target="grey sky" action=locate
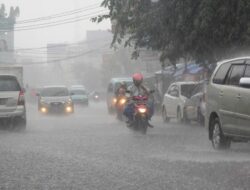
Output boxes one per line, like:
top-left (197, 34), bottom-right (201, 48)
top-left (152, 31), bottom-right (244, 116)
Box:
top-left (1, 0), bottom-right (110, 48)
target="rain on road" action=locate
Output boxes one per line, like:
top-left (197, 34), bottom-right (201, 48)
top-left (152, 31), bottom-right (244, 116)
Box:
top-left (0, 102), bottom-right (250, 190)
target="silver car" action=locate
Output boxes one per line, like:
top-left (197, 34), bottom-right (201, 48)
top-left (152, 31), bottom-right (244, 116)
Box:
top-left (38, 86), bottom-right (74, 115)
top-left (206, 57), bottom-right (250, 149)
top-left (0, 75), bottom-right (26, 130)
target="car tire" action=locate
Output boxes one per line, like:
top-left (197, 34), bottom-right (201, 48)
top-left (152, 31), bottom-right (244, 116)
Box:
top-left (162, 107), bottom-right (170, 123)
top-left (211, 118), bottom-right (231, 150)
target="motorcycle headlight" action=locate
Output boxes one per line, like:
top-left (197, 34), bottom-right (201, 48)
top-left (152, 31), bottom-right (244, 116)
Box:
top-left (113, 98), bottom-right (117, 103)
top-left (138, 107), bottom-right (147, 114)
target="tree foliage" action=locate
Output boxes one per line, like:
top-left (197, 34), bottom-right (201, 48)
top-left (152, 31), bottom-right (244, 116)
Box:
top-left (94, 0), bottom-right (250, 65)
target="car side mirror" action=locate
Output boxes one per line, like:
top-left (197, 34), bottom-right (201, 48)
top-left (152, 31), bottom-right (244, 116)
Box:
top-left (239, 77), bottom-right (250, 88)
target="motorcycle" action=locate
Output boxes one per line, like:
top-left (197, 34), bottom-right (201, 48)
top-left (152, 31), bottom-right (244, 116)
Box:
top-left (115, 95), bottom-right (127, 121)
top-left (127, 90), bottom-right (154, 134)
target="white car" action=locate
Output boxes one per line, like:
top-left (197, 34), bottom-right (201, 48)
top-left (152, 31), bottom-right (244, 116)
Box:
top-left (162, 81), bottom-right (199, 123)
top-left (0, 75), bottom-right (26, 131)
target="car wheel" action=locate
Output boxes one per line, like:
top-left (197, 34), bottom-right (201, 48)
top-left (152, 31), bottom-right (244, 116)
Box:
top-left (177, 108), bottom-right (183, 123)
top-left (211, 118), bottom-right (231, 150)
top-left (162, 107), bottom-right (170, 123)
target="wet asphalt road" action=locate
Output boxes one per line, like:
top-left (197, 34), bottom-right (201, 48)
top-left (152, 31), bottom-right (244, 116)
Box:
top-left (0, 102), bottom-right (250, 190)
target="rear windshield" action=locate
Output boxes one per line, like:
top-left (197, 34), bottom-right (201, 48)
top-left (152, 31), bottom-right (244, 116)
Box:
top-left (0, 76), bottom-right (21, 91)
top-left (41, 87), bottom-right (69, 97)
top-left (180, 84), bottom-right (197, 98)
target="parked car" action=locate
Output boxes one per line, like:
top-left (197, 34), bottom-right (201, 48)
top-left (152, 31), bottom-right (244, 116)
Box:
top-left (106, 77), bottom-right (133, 114)
top-left (0, 75), bottom-right (26, 130)
top-left (69, 86), bottom-right (89, 106)
top-left (183, 81), bottom-right (207, 124)
top-left (206, 57), bottom-right (250, 149)
top-left (38, 86), bottom-right (74, 114)
top-left (161, 81), bottom-right (199, 123)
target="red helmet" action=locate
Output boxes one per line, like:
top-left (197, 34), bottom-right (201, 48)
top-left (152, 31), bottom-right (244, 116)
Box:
top-left (132, 73), bottom-right (143, 86)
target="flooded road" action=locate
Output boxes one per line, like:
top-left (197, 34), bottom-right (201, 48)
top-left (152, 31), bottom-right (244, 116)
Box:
top-left (0, 102), bottom-right (250, 190)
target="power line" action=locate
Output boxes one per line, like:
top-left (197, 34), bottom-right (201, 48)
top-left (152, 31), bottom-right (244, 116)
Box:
top-left (14, 10), bottom-right (107, 29)
top-left (0, 43), bottom-right (110, 65)
top-left (16, 4), bottom-right (101, 24)
top-left (0, 11), bottom-right (108, 31)
top-left (10, 38), bottom-right (112, 52)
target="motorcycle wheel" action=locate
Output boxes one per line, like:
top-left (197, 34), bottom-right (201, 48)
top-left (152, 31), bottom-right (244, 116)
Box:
top-left (137, 119), bottom-right (147, 135)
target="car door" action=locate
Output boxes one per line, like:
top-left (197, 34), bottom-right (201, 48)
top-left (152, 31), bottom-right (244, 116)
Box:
top-left (164, 84), bottom-right (179, 117)
top-left (169, 85), bottom-right (180, 117)
top-left (235, 63), bottom-right (250, 136)
top-left (221, 63), bottom-right (246, 135)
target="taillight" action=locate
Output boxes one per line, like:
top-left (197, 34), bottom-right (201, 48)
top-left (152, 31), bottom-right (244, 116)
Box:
top-left (18, 90), bottom-right (25, 105)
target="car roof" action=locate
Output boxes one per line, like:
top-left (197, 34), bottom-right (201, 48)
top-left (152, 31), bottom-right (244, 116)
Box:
top-left (42, 85), bottom-right (67, 89)
top-left (110, 77), bottom-right (132, 83)
top-left (71, 85), bottom-right (85, 88)
top-left (217, 57), bottom-right (250, 66)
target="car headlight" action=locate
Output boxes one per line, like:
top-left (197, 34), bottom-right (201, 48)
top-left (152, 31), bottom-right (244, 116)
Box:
top-left (113, 98), bottom-right (117, 104)
top-left (65, 106), bottom-right (73, 113)
top-left (119, 98), bottom-right (126, 105)
top-left (40, 107), bottom-right (48, 113)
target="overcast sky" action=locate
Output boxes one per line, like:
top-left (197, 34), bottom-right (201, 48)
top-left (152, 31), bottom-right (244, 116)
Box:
top-left (1, 0), bottom-right (110, 48)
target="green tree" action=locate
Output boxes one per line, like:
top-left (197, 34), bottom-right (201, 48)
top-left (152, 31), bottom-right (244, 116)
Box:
top-left (94, 0), bottom-right (250, 65)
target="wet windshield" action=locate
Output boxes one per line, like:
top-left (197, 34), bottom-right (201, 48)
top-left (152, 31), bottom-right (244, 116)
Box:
top-left (70, 89), bottom-right (87, 95)
top-left (41, 87), bottom-right (69, 97)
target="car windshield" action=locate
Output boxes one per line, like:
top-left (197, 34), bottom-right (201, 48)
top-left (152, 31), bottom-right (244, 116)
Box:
top-left (41, 87), bottom-right (69, 97)
top-left (0, 76), bottom-right (21, 91)
top-left (114, 81), bottom-right (133, 91)
top-left (180, 84), bottom-right (197, 98)
top-left (70, 89), bottom-right (87, 95)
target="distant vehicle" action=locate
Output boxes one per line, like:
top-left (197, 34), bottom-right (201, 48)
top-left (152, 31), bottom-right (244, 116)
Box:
top-left (69, 86), bottom-right (89, 106)
top-left (0, 74), bottom-right (26, 131)
top-left (206, 57), bottom-right (250, 149)
top-left (161, 81), bottom-right (199, 123)
top-left (106, 77), bottom-right (133, 114)
top-left (38, 86), bottom-right (74, 114)
top-left (90, 91), bottom-right (100, 102)
top-left (183, 81), bottom-right (207, 124)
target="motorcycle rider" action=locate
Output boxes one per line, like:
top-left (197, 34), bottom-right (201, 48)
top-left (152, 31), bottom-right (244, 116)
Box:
top-left (115, 82), bottom-right (127, 97)
top-left (124, 73), bottom-right (154, 128)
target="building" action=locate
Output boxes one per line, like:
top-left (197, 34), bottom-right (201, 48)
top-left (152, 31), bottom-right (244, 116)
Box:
top-left (0, 4), bottom-right (19, 64)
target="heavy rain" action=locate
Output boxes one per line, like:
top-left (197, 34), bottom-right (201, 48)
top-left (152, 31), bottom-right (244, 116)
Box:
top-left (0, 0), bottom-right (250, 189)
